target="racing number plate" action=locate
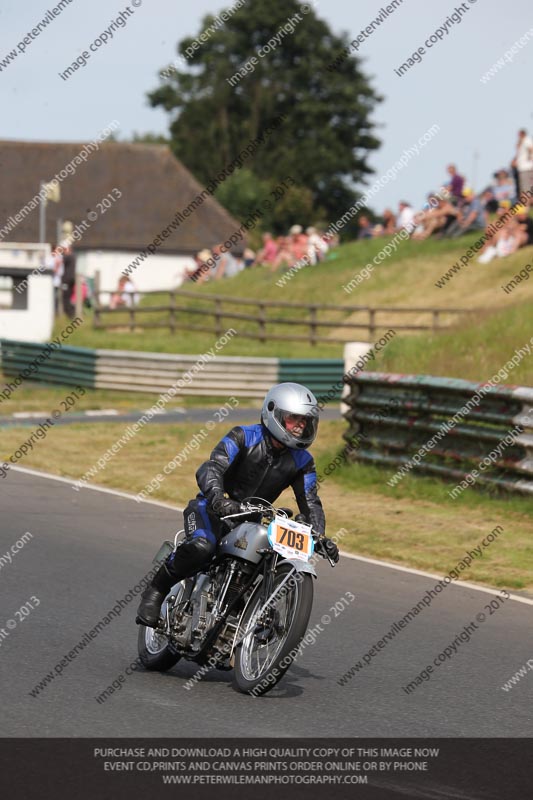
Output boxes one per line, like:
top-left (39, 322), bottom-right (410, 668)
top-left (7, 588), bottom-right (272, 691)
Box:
top-left (267, 516), bottom-right (314, 562)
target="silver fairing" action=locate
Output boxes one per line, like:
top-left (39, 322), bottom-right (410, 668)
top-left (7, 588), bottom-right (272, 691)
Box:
top-left (217, 522), bottom-right (270, 564)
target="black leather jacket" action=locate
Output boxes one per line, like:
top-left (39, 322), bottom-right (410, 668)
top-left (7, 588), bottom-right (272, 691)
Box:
top-left (196, 423), bottom-right (326, 534)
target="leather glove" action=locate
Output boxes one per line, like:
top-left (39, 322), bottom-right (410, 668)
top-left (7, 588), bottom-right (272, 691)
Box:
top-left (211, 497), bottom-right (243, 518)
top-left (316, 537), bottom-right (339, 563)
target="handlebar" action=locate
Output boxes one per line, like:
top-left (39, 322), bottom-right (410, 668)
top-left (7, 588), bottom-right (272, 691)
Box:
top-left (221, 501), bottom-right (324, 542)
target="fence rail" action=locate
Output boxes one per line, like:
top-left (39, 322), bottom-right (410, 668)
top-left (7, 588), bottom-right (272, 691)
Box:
top-left (0, 340), bottom-right (345, 399)
top-left (343, 371), bottom-right (533, 495)
top-left (93, 280), bottom-right (476, 345)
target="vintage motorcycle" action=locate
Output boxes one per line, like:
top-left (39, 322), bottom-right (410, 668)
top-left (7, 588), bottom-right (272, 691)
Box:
top-left (137, 498), bottom-right (336, 695)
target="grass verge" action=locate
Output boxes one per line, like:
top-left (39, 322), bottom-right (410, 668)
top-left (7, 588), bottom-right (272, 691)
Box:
top-left (2, 416), bottom-right (531, 591)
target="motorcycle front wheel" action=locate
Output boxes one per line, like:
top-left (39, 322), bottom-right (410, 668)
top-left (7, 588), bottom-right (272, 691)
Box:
top-left (233, 563), bottom-right (313, 695)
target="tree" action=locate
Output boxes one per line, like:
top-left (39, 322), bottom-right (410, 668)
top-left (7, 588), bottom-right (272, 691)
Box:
top-left (148, 0), bottom-right (381, 226)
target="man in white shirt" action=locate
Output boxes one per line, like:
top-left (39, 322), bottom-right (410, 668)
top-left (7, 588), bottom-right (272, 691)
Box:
top-left (516, 129), bottom-right (533, 203)
top-left (397, 201), bottom-right (416, 233)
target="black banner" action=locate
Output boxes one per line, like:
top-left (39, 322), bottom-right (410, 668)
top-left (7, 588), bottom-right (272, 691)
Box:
top-left (1, 738), bottom-right (532, 799)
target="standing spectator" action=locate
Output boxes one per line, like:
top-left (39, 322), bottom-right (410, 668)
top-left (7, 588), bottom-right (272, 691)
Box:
top-left (397, 201), bottom-right (416, 233)
top-left (47, 243), bottom-right (64, 315)
top-left (445, 164), bottom-right (465, 204)
top-left (357, 215), bottom-right (373, 239)
top-left (61, 245), bottom-right (76, 319)
top-left (516, 129), bottom-right (533, 202)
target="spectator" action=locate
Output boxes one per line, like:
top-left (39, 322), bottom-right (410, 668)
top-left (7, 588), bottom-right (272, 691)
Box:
top-left (47, 243), bottom-right (64, 315)
top-left (61, 245), bottom-right (76, 319)
top-left (357, 215), bottom-right (373, 239)
top-left (446, 189), bottom-right (487, 237)
top-left (491, 169), bottom-right (516, 206)
top-left (110, 276), bottom-right (139, 309)
top-left (306, 227), bottom-right (326, 264)
top-left (288, 224), bottom-right (309, 261)
top-left (516, 129), bottom-right (533, 203)
top-left (243, 247), bottom-right (256, 268)
top-left (412, 196), bottom-right (460, 240)
top-left (515, 205), bottom-right (533, 248)
top-left (446, 164), bottom-right (465, 204)
top-left (382, 208), bottom-right (396, 235)
top-left (185, 251), bottom-right (210, 284)
top-left (271, 236), bottom-right (294, 272)
top-left (256, 233), bottom-right (278, 267)
top-left (70, 276), bottom-right (92, 309)
top-left (397, 201), bottom-right (416, 233)
top-left (212, 244), bottom-right (241, 280)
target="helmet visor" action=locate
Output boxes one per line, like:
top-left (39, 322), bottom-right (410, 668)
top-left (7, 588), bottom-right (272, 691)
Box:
top-left (274, 408), bottom-right (318, 444)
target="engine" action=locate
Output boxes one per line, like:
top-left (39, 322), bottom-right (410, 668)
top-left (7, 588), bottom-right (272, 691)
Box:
top-left (167, 559), bottom-right (253, 655)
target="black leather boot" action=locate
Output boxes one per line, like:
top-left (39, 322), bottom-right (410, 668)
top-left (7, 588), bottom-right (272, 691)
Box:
top-left (136, 563), bottom-right (175, 628)
top-left (136, 536), bottom-right (215, 628)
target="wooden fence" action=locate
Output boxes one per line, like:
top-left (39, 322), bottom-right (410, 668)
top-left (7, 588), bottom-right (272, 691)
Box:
top-left (92, 281), bottom-right (476, 346)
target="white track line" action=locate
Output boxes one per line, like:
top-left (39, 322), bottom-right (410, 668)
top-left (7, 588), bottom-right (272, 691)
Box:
top-left (339, 551), bottom-right (533, 606)
top-left (11, 465), bottom-right (533, 606)
top-left (11, 465), bottom-right (182, 511)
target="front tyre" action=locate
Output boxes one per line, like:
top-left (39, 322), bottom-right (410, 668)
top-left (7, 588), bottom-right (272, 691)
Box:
top-left (233, 564), bottom-right (313, 695)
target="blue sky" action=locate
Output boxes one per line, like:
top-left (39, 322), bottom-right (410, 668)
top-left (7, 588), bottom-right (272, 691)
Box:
top-left (2, 0), bottom-right (533, 213)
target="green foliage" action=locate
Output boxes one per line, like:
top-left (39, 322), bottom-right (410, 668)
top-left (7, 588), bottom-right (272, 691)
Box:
top-left (131, 132), bottom-right (171, 144)
top-left (213, 168), bottom-right (273, 228)
top-left (149, 0), bottom-right (381, 223)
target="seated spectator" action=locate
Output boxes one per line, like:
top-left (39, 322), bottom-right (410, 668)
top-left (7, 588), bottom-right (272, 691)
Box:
top-left (445, 164), bottom-right (465, 204)
top-left (306, 227), bottom-right (326, 264)
top-left (271, 236), bottom-right (293, 272)
top-left (445, 189), bottom-right (487, 237)
top-left (186, 250), bottom-right (212, 284)
top-left (288, 224), bottom-right (309, 261)
top-left (397, 201), bottom-right (416, 233)
top-left (412, 196), bottom-right (460, 240)
top-left (110, 276), bottom-right (139, 309)
top-left (491, 169), bottom-right (516, 206)
top-left (243, 247), bottom-right (256, 268)
top-left (256, 233), bottom-right (278, 267)
top-left (212, 244), bottom-right (241, 280)
top-left (382, 208), bottom-right (396, 235)
top-left (515, 205), bottom-right (533, 248)
top-left (357, 215), bottom-right (373, 239)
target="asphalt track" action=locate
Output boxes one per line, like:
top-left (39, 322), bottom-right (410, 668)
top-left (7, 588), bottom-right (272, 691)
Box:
top-left (1, 466), bottom-right (532, 742)
top-left (0, 406), bottom-right (340, 428)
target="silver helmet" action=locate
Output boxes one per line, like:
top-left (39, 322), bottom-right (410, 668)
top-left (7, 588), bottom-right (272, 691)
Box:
top-left (261, 382), bottom-right (319, 450)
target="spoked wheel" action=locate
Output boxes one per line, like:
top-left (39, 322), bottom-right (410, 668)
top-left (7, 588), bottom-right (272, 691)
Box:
top-left (233, 563), bottom-right (313, 695)
top-left (137, 586), bottom-right (183, 671)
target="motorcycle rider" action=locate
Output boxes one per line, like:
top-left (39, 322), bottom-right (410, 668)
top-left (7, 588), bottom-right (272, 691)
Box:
top-left (136, 382), bottom-right (340, 628)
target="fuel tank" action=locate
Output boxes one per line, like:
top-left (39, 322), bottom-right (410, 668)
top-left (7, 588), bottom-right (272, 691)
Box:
top-left (217, 522), bottom-right (270, 565)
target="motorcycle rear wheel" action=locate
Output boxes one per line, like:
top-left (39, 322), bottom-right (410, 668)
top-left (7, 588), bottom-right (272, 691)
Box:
top-left (137, 623), bottom-right (181, 671)
top-left (137, 590), bottom-right (182, 671)
top-left (233, 563), bottom-right (313, 695)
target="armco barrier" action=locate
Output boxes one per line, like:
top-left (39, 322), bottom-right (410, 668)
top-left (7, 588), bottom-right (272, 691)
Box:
top-left (0, 340), bottom-right (345, 400)
top-left (343, 371), bottom-right (533, 495)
